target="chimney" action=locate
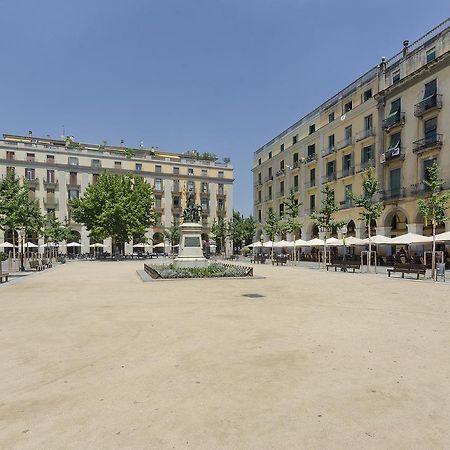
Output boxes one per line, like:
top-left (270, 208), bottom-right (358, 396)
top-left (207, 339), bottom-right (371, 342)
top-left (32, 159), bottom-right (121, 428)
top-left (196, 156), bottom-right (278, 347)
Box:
top-left (403, 40), bottom-right (409, 57)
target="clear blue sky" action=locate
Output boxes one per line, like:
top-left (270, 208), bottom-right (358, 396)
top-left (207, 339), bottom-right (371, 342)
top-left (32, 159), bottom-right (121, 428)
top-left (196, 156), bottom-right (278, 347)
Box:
top-left (1, 1), bottom-right (448, 214)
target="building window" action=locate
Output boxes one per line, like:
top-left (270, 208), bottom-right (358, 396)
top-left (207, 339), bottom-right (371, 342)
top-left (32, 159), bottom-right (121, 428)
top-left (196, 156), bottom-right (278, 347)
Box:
top-left (309, 194), bottom-right (315, 212)
top-left (187, 181), bottom-right (195, 192)
top-left (279, 181), bottom-right (284, 196)
top-left (257, 190), bottom-right (262, 203)
top-left (344, 185), bottom-right (353, 206)
top-left (293, 135), bottom-right (298, 144)
top-left (280, 143), bottom-right (284, 152)
top-left (173, 180), bottom-right (180, 192)
top-left (68, 189), bottom-right (79, 200)
top-left (173, 167), bottom-right (180, 175)
top-left (363, 89), bottom-right (372, 102)
top-left (342, 154), bottom-right (352, 174)
top-left (218, 171), bottom-right (224, 178)
top-left (92, 173), bottom-right (99, 184)
top-left (392, 70), bottom-right (400, 84)
top-left (293, 175), bottom-right (299, 192)
top-left (188, 168), bottom-right (194, 176)
top-left (328, 112), bottom-right (335, 123)
top-left (46, 170), bottom-right (55, 183)
top-left (135, 163), bottom-right (142, 171)
top-left (326, 160), bottom-right (336, 177)
top-left (426, 47), bottom-right (436, 63)
top-left (68, 156), bottom-right (78, 166)
top-left (361, 145), bottom-right (374, 168)
top-left (328, 134), bottom-right (335, 149)
top-left (201, 182), bottom-right (208, 193)
top-left (155, 196), bottom-right (162, 208)
top-left (309, 124), bottom-right (316, 135)
top-left (364, 114), bottom-right (373, 131)
top-left (201, 169), bottom-right (207, 177)
top-left (258, 158), bottom-right (261, 165)
top-left (293, 153), bottom-right (299, 166)
top-left (173, 196), bottom-right (180, 208)
top-left (344, 101), bottom-right (353, 113)
top-left (155, 165), bottom-right (162, 173)
top-left (26, 153), bottom-right (35, 162)
top-left (92, 159), bottom-right (101, 168)
top-left (268, 186), bottom-right (272, 200)
top-left (69, 172), bottom-right (78, 185)
top-left (310, 168), bottom-right (315, 187)
top-left (218, 199), bottom-right (224, 211)
top-left (218, 184), bottom-right (224, 195)
top-left (424, 117), bottom-right (437, 142)
top-left (258, 210), bottom-right (262, 223)
top-left (46, 155), bottom-right (55, 164)
top-left (258, 172), bottom-right (262, 184)
top-left (268, 151), bottom-right (272, 159)
top-left (280, 160), bottom-right (284, 171)
top-left (154, 178), bottom-right (163, 191)
top-left (201, 197), bottom-right (208, 210)
top-left (114, 161), bottom-right (122, 169)
top-left (268, 167), bottom-right (272, 178)
top-left (25, 168), bottom-right (35, 181)
top-left (6, 166), bottom-right (15, 175)
top-left (307, 144), bottom-right (315, 158)
top-left (6, 151), bottom-right (15, 161)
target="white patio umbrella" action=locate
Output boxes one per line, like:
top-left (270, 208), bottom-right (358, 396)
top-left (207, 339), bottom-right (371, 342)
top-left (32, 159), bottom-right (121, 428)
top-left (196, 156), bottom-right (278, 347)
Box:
top-left (251, 241), bottom-right (262, 248)
top-left (262, 241), bottom-right (274, 248)
top-left (273, 240), bottom-right (293, 248)
top-left (361, 235), bottom-right (394, 245)
top-left (0, 242), bottom-right (15, 248)
top-left (23, 242), bottom-right (38, 248)
top-left (153, 242), bottom-right (166, 248)
top-left (390, 233), bottom-right (433, 245)
top-left (435, 231), bottom-right (450, 242)
top-left (343, 236), bottom-right (365, 246)
top-left (133, 243), bottom-right (150, 248)
top-left (89, 243), bottom-right (105, 248)
top-left (40, 243), bottom-right (59, 248)
top-left (304, 238), bottom-right (324, 246)
top-left (66, 242), bottom-right (83, 247)
top-left (326, 237), bottom-right (342, 246)
top-left (294, 238), bottom-right (308, 246)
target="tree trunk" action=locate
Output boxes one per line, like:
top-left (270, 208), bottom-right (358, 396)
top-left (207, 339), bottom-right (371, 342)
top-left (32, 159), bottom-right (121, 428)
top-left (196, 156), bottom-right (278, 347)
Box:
top-left (368, 223), bottom-right (372, 272)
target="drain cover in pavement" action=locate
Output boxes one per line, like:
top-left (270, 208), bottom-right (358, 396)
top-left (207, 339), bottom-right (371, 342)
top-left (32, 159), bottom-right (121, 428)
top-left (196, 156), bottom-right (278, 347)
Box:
top-left (242, 293), bottom-right (265, 298)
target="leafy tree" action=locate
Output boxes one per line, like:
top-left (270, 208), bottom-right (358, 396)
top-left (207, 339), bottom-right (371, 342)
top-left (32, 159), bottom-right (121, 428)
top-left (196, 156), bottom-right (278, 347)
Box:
top-left (227, 212), bottom-right (257, 253)
top-left (242, 216), bottom-right (257, 246)
top-left (41, 215), bottom-right (72, 258)
top-left (70, 173), bottom-right (156, 255)
top-left (310, 184), bottom-right (345, 265)
top-left (164, 222), bottom-right (180, 253)
top-left (283, 190), bottom-right (303, 262)
top-left (124, 148), bottom-right (135, 159)
top-left (263, 209), bottom-right (286, 259)
top-left (211, 217), bottom-right (227, 255)
top-left (347, 168), bottom-right (384, 270)
top-left (417, 161), bottom-right (450, 278)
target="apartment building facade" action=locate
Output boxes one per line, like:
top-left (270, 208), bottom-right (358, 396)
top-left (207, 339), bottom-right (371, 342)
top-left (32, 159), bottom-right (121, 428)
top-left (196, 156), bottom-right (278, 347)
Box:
top-left (253, 18), bottom-right (450, 243)
top-left (0, 134), bottom-right (234, 252)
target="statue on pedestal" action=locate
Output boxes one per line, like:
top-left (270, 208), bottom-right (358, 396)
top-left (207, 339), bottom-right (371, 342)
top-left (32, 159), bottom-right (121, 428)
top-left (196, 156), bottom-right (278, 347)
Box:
top-left (182, 193), bottom-right (202, 223)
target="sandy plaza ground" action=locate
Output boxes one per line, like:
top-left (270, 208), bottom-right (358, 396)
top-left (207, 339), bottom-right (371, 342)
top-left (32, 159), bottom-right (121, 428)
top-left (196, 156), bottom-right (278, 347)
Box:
top-left (1, 260), bottom-right (450, 449)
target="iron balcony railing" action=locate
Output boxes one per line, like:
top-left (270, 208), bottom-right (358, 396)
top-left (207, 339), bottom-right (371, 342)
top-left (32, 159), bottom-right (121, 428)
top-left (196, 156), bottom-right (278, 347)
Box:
top-left (381, 188), bottom-right (405, 201)
top-left (322, 173), bottom-right (337, 183)
top-left (339, 167), bottom-right (355, 179)
top-left (276, 169), bottom-right (285, 177)
top-left (43, 179), bottom-right (58, 187)
top-left (382, 112), bottom-right (405, 130)
top-left (414, 94), bottom-right (443, 117)
top-left (305, 153), bottom-right (317, 164)
top-left (264, 195), bottom-right (272, 202)
top-left (413, 133), bottom-right (443, 153)
top-left (355, 128), bottom-right (375, 141)
top-left (276, 191), bottom-right (285, 198)
top-left (264, 175), bottom-right (274, 182)
top-left (321, 145), bottom-right (336, 157)
top-left (337, 137), bottom-right (353, 150)
top-left (340, 200), bottom-right (353, 210)
top-left (380, 146), bottom-right (405, 164)
top-left (305, 179), bottom-right (316, 188)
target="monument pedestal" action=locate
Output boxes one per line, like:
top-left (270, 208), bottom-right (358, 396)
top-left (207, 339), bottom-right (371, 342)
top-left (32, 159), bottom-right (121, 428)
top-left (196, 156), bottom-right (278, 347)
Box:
top-left (174, 222), bottom-right (209, 268)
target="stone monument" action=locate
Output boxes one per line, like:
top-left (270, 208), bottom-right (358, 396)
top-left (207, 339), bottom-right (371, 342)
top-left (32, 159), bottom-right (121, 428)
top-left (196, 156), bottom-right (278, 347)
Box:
top-left (174, 193), bottom-right (209, 268)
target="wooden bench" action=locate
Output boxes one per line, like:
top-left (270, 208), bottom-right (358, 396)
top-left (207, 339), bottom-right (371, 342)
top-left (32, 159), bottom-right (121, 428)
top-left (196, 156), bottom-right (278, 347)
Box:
top-left (387, 263), bottom-right (427, 279)
top-left (326, 261), bottom-right (361, 273)
top-left (0, 272), bottom-right (9, 283)
top-left (272, 255), bottom-right (288, 266)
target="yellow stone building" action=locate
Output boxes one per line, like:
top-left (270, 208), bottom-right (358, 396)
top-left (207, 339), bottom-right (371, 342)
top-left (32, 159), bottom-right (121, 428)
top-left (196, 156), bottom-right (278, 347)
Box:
top-left (0, 134), bottom-right (234, 253)
top-left (253, 18), bottom-right (450, 245)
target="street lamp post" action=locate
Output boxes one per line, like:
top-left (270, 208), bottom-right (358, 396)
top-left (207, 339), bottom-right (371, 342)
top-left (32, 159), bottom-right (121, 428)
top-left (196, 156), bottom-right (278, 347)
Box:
top-left (341, 224), bottom-right (348, 261)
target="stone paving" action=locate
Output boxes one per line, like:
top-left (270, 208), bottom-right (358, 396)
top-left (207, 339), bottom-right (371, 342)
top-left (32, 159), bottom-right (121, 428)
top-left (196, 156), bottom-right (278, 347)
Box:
top-left (1, 260), bottom-right (450, 449)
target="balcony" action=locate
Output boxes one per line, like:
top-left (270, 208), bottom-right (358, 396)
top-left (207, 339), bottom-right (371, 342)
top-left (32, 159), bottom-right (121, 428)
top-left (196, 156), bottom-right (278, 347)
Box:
top-left (305, 153), bottom-right (317, 164)
top-left (25, 177), bottom-right (39, 187)
top-left (339, 200), bottom-right (353, 210)
top-left (381, 188), bottom-right (405, 201)
top-left (413, 134), bottom-right (443, 154)
top-left (44, 197), bottom-right (59, 208)
top-left (337, 137), bottom-right (353, 150)
top-left (43, 179), bottom-right (59, 189)
top-left (276, 169), bottom-right (285, 177)
top-left (67, 183), bottom-right (81, 190)
top-left (414, 94), bottom-right (442, 118)
top-left (321, 145), bottom-right (336, 157)
top-left (292, 160), bottom-right (300, 169)
top-left (276, 191), bottom-right (285, 198)
top-left (264, 175), bottom-right (274, 182)
top-left (264, 195), bottom-right (273, 202)
top-left (380, 147), bottom-right (404, 164)
top-left (322, 173), bottom-right (337, 183)
top-left (382, 112), bottom-right (405, 131)
top-left (338, 167), bottom-right (355, 179)
top-left (154, 187), bottom-right (164, 193)
top-left (355, 128), bottom-right (375, 142)
top-left (305, 179), bottom-right (316, 188)
top-left (356, 160), bottom-right (375, 172)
